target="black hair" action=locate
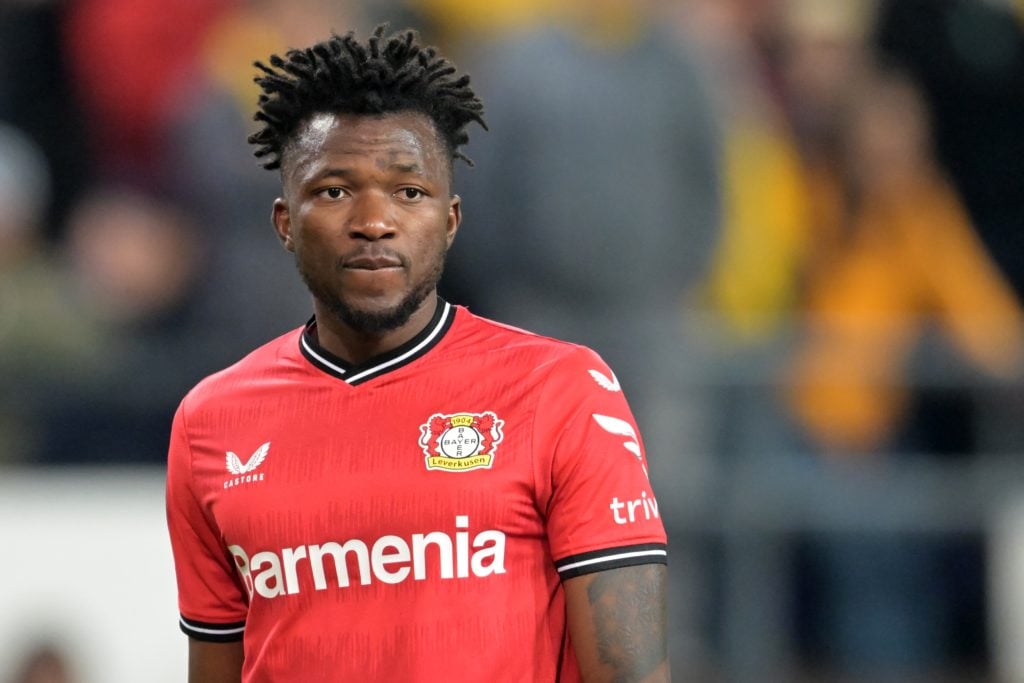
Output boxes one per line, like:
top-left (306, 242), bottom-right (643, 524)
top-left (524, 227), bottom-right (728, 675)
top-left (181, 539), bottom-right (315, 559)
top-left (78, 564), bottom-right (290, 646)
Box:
top-left (248, 25), bottom-right (487, 171)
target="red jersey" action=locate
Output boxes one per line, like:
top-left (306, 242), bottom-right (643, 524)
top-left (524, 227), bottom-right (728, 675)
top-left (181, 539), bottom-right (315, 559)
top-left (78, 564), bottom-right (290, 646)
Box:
top-left (166, 300), bottom-right (667, 682)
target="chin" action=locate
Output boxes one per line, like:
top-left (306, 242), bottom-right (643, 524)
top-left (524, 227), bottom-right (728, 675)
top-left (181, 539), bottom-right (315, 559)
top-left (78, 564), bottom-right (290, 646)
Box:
top-left (300, 257), bottom-right (441, 335)
top-left (330, 290), bottom-right (429, 335)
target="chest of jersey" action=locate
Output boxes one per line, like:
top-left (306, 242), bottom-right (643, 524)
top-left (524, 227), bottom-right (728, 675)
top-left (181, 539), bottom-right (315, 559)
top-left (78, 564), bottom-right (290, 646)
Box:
top-left (189, 362), bottom-right (547, 600)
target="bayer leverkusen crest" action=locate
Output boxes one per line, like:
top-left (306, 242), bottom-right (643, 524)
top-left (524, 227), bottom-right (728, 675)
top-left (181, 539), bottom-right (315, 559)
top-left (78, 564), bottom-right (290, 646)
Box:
top-left (419, 411), bottom-right (504, 472)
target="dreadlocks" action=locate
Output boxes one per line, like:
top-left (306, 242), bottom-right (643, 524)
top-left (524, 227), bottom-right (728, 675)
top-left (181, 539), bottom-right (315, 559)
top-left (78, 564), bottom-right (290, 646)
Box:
top-left (248, 25), bottom-right (487, 172)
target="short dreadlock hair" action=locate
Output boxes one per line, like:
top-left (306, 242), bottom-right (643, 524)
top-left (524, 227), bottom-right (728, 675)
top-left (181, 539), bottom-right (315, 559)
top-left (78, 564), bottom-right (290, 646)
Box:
top-left (248, 25), bottom-right (487, 173)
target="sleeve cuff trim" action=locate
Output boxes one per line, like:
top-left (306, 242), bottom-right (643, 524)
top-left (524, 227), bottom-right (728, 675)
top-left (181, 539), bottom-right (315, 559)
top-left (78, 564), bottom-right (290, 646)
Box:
top-left (179, 615), bottom-right (246, 641)
top-left (555, 543), bottom-right (667, 579)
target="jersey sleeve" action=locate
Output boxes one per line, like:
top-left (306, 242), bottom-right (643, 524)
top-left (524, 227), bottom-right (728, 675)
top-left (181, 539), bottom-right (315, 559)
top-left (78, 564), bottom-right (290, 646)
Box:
top-left (166, 401), bottom-right (248, 642)
top-left (534, 347), bottom-right (668, 580)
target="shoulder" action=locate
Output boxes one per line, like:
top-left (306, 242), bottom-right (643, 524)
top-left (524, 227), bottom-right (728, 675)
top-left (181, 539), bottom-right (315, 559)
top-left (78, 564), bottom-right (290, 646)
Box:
top-left (453, 306), bottom-right (594, 354)
top-left (450, 306), bottom-right (612, 381)
top-left (179, 326), bottom-right (303, 417)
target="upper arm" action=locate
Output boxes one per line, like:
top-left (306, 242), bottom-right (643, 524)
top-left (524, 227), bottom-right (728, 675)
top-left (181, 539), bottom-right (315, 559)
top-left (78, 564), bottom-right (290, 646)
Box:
top-left (533, 349), bottom-right (670, 679)
top-left (564, 563), bottom-right (670, 683)
top-left (167, 404), bottom-right (250, 647)
top-left (536, 349), bottom-right (668, 575)
top-left (189, 639), bottom-right (244, 683)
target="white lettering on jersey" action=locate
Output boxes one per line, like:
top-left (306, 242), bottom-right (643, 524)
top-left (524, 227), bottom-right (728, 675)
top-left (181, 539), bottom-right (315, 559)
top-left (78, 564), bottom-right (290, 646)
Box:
top-left (228, 516), bottom-right (507, 600)
top-left (588, 369), bottom-right (621, 392)
top-left (609, 491), bottom-right (660, 525)
top-left (591, 413), bottom-right (646, 476)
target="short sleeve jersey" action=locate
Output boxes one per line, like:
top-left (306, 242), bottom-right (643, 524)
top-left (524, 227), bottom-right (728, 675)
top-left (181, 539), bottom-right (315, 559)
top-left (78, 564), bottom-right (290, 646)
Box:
top-left (166, 301), bottom-right (667, 682)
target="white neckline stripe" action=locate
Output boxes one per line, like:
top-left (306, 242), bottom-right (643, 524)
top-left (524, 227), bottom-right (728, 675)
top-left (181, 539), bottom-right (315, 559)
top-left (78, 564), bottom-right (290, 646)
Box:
top-left (180, 618), bottom-right (246, 636)
top-left (301, 301), bottom-right (452, 384)
top-left (345, 301), bottom-right (451, 384)
top-left (301, 335), bottom-right (347, 376)
top-left (557, 549), bottom-right (667, 573)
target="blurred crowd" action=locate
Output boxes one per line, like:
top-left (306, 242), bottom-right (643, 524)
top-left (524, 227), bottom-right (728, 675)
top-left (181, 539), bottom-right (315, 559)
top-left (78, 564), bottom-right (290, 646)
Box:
top-left (3, 0), bottom-right (1024, 681)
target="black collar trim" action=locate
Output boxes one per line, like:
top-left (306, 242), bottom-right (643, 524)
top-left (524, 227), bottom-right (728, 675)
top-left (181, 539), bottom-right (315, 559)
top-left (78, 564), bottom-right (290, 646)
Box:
top-left (299, 299), bottom-right (455, 385)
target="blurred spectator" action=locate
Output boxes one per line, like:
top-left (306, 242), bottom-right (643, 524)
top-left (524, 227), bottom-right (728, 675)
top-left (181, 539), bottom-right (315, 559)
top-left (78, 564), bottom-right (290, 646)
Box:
top-left (775, 0), bottom-right (876, 277)
top-left (0, 3), bottom-right (93, 237)
top-left (877, 0), bottom-right (1024, 298)
top-left (680, 0), bottom-right (813, 341)
top-left (784, 66), bottom-right (1024, 677)
top-left (62, 0), bottom-right (233, 180)
top-left (0, 124), bottom-right (104, 463)
top-left (35, 188), bottom-right (223, 464)
top-left (65, 190), bottom-right (204, 328)
top-left (786, 69), bottom-right (1024, 455)
top-left (687, 1), bottom-right (1024, 676)
top-left (7, 644), bottom-right (76, 683)
top-left (683, 0), bottom-right (887, 341)
top-left (672, 3), bottom-right (822, 675)
top-left (448, 0), bottom-right (721, 417)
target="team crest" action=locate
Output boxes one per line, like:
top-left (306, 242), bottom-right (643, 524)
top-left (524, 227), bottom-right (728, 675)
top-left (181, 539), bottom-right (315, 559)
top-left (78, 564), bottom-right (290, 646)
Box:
top-left (419, 412), bottom-right (504, 472)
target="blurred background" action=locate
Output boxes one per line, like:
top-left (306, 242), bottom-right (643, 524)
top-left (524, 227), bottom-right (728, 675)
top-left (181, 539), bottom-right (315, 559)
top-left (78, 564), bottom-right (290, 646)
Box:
top-left (2, 0), bottom-right (1024, 681)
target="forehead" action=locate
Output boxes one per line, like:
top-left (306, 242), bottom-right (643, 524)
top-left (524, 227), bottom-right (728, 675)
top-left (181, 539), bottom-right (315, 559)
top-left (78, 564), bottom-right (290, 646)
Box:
top-left (283, 111), bottom-right (449, 184)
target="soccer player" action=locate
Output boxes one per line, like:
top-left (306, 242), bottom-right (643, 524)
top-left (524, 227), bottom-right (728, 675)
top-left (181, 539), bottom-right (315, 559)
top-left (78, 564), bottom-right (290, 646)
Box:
top-left (166, 25), bottom-right (669, 682)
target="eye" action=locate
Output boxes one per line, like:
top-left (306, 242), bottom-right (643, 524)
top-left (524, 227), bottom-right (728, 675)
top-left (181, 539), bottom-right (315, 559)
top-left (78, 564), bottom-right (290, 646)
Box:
top-left (396, 187), bottom-right (425, 201)
top-left (318, 187), bottom-right (346, 200)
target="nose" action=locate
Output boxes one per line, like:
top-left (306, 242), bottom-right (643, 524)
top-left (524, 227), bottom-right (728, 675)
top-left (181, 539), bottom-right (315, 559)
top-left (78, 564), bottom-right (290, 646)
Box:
top-left (347, 191), bottom-right (396, 241)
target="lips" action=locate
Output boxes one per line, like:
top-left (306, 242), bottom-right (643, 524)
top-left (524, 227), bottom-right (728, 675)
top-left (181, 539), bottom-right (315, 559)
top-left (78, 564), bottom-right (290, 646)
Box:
top-left (342, 252), bottom-right (404, 270)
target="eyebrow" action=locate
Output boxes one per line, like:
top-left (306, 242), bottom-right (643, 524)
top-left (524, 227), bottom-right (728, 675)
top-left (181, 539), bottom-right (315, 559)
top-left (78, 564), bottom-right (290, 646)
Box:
top-left (388, 162), bottom-right (424, 174)
top-left (303, 162), bottom-right (425, 184)
top-left (305, 167), bottom-right (355, 182)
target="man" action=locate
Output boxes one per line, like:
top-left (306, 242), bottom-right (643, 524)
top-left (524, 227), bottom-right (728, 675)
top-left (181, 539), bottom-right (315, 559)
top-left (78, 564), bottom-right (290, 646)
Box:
top-left (166, 25), bottom-right (668, 682)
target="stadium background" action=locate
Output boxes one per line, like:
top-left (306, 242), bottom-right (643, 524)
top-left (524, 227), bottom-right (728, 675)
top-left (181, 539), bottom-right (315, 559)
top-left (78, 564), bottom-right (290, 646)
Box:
top-left (2, 0), bottom-right (1024, 681)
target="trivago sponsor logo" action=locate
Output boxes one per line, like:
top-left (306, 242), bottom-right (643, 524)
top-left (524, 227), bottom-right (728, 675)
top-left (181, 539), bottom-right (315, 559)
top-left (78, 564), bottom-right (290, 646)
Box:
top-left (609, 490), bottom-right (660, 525)
top-left (229, 516), bottom-right (506, 599)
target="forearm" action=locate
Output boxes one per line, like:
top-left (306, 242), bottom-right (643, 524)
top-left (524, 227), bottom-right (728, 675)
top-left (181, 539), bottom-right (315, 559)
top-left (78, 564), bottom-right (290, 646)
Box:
top-left (188, 639), bottom-right (244, 683)
top-left (565, 563), bottom-right (670, 683)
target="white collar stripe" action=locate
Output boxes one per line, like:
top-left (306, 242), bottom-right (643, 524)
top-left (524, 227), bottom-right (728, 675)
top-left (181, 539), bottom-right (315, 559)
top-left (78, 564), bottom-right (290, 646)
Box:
top-left (345, 301), bottom-right (451, 384)
top-left (301, 335), bottom-right (348, 376)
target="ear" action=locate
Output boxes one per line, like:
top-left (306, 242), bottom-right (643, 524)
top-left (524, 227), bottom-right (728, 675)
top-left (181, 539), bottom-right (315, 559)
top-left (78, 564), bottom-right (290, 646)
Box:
top-left (272, 198), bottom-right (294, 252)
top-left (446, 194), bottom-right (462, 249)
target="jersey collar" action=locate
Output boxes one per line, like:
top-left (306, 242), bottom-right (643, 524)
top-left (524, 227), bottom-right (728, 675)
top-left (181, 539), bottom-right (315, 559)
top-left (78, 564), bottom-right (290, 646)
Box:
top-left (299, 298), bottom-right (455, 385)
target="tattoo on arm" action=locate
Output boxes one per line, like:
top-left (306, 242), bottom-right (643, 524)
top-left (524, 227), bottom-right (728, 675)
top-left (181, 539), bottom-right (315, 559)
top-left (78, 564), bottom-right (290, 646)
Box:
top-left (585, 564), bottom-right (668, 682)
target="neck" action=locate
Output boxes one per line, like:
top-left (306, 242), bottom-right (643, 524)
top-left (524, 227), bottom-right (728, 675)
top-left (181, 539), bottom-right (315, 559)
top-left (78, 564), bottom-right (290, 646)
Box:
top-left (312, 295), bottom-right (439, 366)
